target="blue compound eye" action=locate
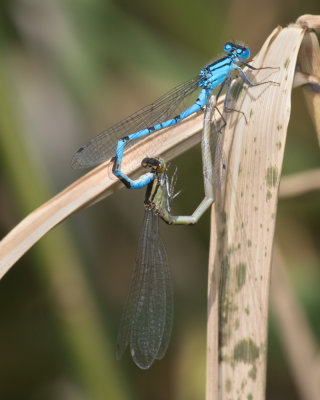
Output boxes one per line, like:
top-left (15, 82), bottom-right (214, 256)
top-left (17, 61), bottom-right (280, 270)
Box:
top-left (223, 42), bottom-right (232, 53)
top-left (239, 47), bottom-right (250, 59)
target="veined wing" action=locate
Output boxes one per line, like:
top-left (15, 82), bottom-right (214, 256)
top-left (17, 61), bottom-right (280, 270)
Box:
top-left (72, 77), bottom-right (200, 168)
top-left (152, 216), bottom-right (173, 362)
top-left (116, 210), bottom-right (173, 369)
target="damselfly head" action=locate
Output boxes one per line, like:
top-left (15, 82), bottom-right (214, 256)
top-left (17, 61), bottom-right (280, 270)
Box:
top-left (223, 42), bottom-right (250, 60)
top-left (141, 157), bottom-right (166, 173)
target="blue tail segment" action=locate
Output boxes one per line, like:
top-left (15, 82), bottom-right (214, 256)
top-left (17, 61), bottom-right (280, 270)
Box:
top-left (112, 91), bottom-right (209, 188)
top-left (72, 42), bottom-right (278, 189)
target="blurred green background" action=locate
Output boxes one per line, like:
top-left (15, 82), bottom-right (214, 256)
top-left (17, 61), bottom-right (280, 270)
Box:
top-left (0, 1), bottom-right (319, 399)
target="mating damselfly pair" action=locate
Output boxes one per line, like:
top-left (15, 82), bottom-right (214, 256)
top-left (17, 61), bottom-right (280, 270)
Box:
top-left (72, 42), bottom-right (279, 369)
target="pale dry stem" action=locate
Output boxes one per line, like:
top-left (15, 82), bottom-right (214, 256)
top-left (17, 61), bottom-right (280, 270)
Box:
top-left (207, 21), bottom-right (318, 400)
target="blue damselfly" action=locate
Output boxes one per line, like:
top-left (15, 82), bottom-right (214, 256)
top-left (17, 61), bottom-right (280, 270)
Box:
top-left (72, 43), bottom-right (278, 189)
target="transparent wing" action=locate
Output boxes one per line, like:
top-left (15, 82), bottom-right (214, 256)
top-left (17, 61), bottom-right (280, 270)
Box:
top-left (154, 228), bottom-right (173, 361)
top-left (202, 106), bottom-right (227, 189)
top-left (116, 210), bottom-right (173, 369)
top-left (72, 77), bottom-right (200, 168)
top-left (211, 114), bottom-right (227, 189)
